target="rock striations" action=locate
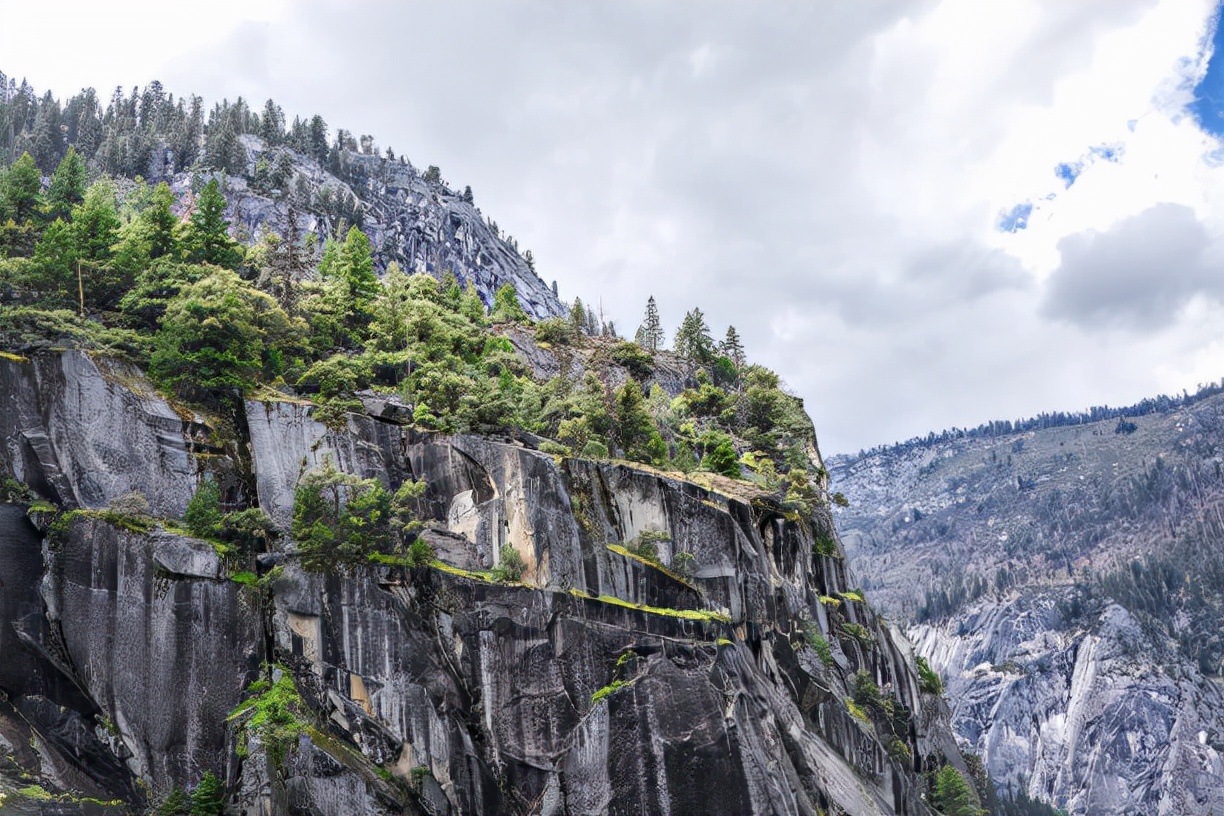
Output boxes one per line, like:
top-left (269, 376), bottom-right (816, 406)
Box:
top-left (0, 348), bottom-right (967, 815)
top-left (191, 134), bottom-right (567, 321)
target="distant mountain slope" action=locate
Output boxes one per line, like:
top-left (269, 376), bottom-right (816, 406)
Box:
top-left (829, 390), bottom-right (1224, 815)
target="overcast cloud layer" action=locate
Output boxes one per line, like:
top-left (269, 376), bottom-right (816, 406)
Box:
top-left (2, 0), bottom-right (1222, 454)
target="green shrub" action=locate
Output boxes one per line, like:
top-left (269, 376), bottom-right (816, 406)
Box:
top-left (609, 341), bottom-right (654, 380)
top-left (916, 655), bottom-right (944, 695)
top-left (672, 550), bottom-right (696, 579)
top-left (623, 530), bottom-right (670, 565)
top-left (535, 318), bottom-right (574, 345)
top-left (292, 463), bottom-right (394, 572)
top-left (802, 621), bottom-right (834, 667)
top-left (591, 679), bottom-right (629, 704)
top-left (840, 622), bottom-right (874, 645)
top-left (185, 479), bottom-right (223, 539)
top-left (701, 436), bottom-right (740, 478)
top-left (580, 440), bottom-right (609, 459)
top-left (227, 669), bottom-right (308, 765)
top-left (491, 544), bottom-right (527, 583)
top-left (1, 477), bottom-right (31, 503)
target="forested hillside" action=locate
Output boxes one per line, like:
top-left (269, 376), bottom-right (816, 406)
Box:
top-left (830, 390), bottom-right (1224, 816)
top-left (0, 71), bottom-right (565, 319)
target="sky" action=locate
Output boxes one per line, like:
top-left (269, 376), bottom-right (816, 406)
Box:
top-left (2, 0), bottom-right (1222, 455)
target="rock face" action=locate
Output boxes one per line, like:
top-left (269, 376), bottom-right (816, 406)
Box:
top-left (165, 135), bottom-right (567, 321)
top-left (0, 350), bottom-right (965, 814)
top-left (0, 350), bottom-right (202, 517)
top-left (829, 392), bottom-right (1224, 815)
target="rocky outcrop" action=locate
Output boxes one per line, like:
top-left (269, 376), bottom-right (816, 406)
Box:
top-left (163, 135), bottom-right (567, 321)
top-left (0, 351), bottom-right (202, 517)
top-left (0, 350), bottom-right (965, 814)
top-left (830, 392), bottom-right (1224, 815)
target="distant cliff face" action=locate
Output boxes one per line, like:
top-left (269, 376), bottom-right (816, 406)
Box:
top-left (830, 394), bottom-right (1224, 815)
top-left (0, 349), bottom-right (966, 815)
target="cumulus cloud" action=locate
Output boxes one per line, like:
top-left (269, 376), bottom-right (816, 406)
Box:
top-left (1042, 203), bottom-right (1221, 329)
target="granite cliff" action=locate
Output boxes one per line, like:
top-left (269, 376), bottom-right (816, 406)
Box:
top-left (0, 347), bottom-right (968, 815)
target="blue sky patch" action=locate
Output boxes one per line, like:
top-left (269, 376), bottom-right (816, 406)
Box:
top-left (1052, 143), bottom-right (1124, 190)
top-left (998, 202), bottom-right (1032, 233)
top-left (1089, 144), bottom-right (1122, 162)
top-left (1189, 1), bottom-right (1224, 137)
top-left (1054, 162), bottom-right (1082, 188)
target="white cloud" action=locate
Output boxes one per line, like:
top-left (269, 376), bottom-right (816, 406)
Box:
top-left (3, 0), bottom-right (1221, 453)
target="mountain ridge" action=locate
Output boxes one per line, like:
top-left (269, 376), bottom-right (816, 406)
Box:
top-left (830, 385), bottom-right (1224, 815)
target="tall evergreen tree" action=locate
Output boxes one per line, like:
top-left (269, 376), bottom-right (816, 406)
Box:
top-left (635, 295), bottom-right (664, 350)
top-left (204, 119), bottom-right (245, 175)
top-left (614, 379), bottom-right (658, 463)
top-left (570, 297), bottom-right (587, 334)
top-left (720, 325), bottom-right (746, 368)
top-left (930, 766), bottom-right (985, 816)
top-left (263, 200), bottom-right (305, 312)
top-left (141, 182), bottom-right (181, 261)
top-left (0, 151), bottom-right (42, 223)
top-left (674, 307), bottom-right (714, 362)
top-left (259, 99), bottom-right (284, 145)
top-left (184, 179), bottom-right (242, 269)
top-left (334, 224), bottom-right (379, 303)
top-left (45, 146), bottom-right (87, 220)
top-left (308, 115), bottom-right (329, 164)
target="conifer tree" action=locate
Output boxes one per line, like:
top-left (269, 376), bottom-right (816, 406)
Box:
top-left (492, 283), bottom-right (527, 323)
top-left (636, 295), bottom-right (664, 351)
top-left (0, 152), bottom-right (42, 223)
top-left (259, 99), bottom-right (283, 145)
top-left (674, 307), bottom-right (713, 362)
top-left (570, 297), bottom-right (587, 334)
top-left (720, 325), bottom-right (746, 368)
top-left (184, 179), bottom-right (242, 269)
top-left (335, 224), bottom-right (379, 303)
top-left (45, 146), bottom-right (87, 220)
top-left (930, 766), bottom-right (985, 816)
top-left (263, 200), bottom-right (304, 312)
top-left (142, 182), bottom-right (180, 260)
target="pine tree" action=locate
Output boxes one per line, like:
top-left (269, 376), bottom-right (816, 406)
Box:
top-left (636, 295), bottom-right (664, 350)
top-left (259, 99), bottom-right (283, 145)
top-left (189, 770), bottom-right (225, 816)
top-left (264, 199), bottom-right (304, 311)
top-left (184, 179), bottom-right (243, 269)
top-left (0, 152), bottom-right (42, 223)
top-left (492, 283), bottom-right (527, 323)
top-left (204, 119), bottom-right (244, 175)
top-left (674, 307), bottom-right (713, 362)
top-left (45, 146), bottom-right (87, 220)
top-left (144, 182), bottom-right (180, 259)
top-left (931, 766), bottom-right (985, 816)
top-left (336, 225), bottom-right (379, 303)
top-left (71, 179), bottom-right (122, 263)
top-left (614, 380), bottom-right (657, 463)
top-left (570, 297), bottom-right (587, 334)
top-left (720, 325), bottom-right (746, 368)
